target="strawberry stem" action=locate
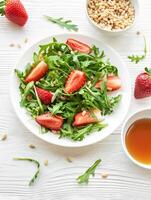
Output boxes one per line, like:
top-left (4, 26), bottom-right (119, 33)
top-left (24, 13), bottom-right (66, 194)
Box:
top-left (145, 67), bottom-right (151, 77)
top-left (0, 0), bottom-right (6, 16)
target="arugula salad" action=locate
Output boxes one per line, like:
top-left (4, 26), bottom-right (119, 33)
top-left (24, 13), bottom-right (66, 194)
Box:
top-left (15, 37), bottom-right (122, 141)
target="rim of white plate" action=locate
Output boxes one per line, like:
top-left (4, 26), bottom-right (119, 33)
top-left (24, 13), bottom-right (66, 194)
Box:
top-left (10, 33), bottom-right (131, 148)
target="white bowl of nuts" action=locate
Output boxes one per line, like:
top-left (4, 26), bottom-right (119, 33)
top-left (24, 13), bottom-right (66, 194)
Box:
top-left (86, 0), bottom-right (139, 34)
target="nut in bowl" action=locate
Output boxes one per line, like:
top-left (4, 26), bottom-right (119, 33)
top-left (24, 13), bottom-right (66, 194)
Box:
top-left (86, 0), bottom-right (140, 34)
top-left (121, 108), bottom-right (151, 169)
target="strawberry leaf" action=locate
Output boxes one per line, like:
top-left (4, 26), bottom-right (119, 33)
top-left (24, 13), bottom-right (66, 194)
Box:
top-left (0, 0), bottom-right (6, 15)
top-left (145, 67), bottom-right (151, 76)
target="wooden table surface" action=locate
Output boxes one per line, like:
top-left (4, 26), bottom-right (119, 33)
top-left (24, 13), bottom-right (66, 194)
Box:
top-left (0, 0), bottom-right (151, 199)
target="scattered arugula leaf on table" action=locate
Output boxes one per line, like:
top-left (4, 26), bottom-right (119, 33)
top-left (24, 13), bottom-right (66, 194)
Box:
top-left (13, 157), bottom-right (40, 186)
top-left (44, 16), bottom-right (78, 32)
top-left (77, 159), bottom-right (101, 184)
top-left (128, 36), bottom-right (147, 64)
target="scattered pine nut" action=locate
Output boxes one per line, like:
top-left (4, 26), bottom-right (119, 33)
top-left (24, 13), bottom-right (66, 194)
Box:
top-left (17, 44), bottom-right (21, 49)
top-left (58, 51), bottom-right (62, 56)
top-left (59, 96), bottom-right (66, 100)
top-left (27, 94), bottom-right (33, 101)
top-left (9, 43), bottom-right (15, 47)
top-left (66, 156), bottom-right (73, 163)
top-left (24, 38), bottom-right (28, 43)
top-left (29, 144), bottom-right (36, 149)
top-left (44, 160), bottom-right (49, 166)
top-left (1, 133), bottom-right (7, 141)
top-left (82, 110), bottom-right (86, 116)
top-left (101, 172), bottom-right (109, 179)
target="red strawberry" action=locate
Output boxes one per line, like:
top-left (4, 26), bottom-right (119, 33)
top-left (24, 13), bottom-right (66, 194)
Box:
top-left (73, 109), bottom-right (101, 126)
top-left (66, 39), bottom-right (91, 54)
top-left (95, 75), bottom-right (121, 91)
top-left (0, 0), bottom-right (28, 26)
top-left (134, 68), bottom-right (151, 99)
top-left (25, 61), bottom-right (48, 83)
top-left (35, 87), bottom-right (54, 105)
top-left (65, 70), bottom-right (87, 94)
top-left (36, 113), bottom-right (63, 131)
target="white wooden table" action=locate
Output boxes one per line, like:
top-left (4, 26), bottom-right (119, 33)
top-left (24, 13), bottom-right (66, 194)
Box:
top-left (0, 0), bottom-right (151, 199)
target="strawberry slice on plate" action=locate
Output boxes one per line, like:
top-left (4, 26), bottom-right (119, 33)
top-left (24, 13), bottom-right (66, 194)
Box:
top-left (65, 70), bottom-right (87, 94)
top-left (0, 0), bottom-right (28, 26)
top-left (35, 87), bottom-right (54, 105)
top-left (66, 38), bottom-right (91, 54)
top-left (73, 109), bottom-right (101, 126)
top-left (36, 113), bottom-right (63, 131)
top-left (25, 61), bottom-right (48, 83)
top-left (134, 68), bottom-right (151, 99)
top-left (95, 75), bottom-right (121, 91)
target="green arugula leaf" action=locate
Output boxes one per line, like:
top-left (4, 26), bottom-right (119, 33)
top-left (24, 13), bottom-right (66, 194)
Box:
top-left (14, 157), bottom-right (40, 186)
top-left (77, 159), bottom-right (101, 184)
top-left (21, 81), bottom-right (34, 105)
top-left (15, 69), bottom-right (23, 79)
top-left (72, 123), bottom-right (107, 141)
top-left (33, 52), bottom-right (40, 65)
top-left (128, 36), bottom-right (147, 64)
top-left (23, 63), bottom-right (33, 78)
top-left (92, 45), bottom-right (105, 59)
top-left (33, 85), bottom-right (44, 113)
top-left (41, 126), bottom-right (49, 134)
top-left (48, 102), bottom-right (64, 115)
top-left (44, 16), bottom-right (79, 32)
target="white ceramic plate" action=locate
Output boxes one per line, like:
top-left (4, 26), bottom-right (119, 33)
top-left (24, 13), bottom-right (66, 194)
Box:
top-left (10, 33), bottom-right (131, 147)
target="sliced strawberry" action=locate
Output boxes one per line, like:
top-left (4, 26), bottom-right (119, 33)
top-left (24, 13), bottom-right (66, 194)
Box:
top-left (95, 75), bottom-right (121, 91)
top-left (73, 109), bottom-right (101, 126)
top-left (36, 113), bottom-right (63, 131)
top-left (134, 68), bottom-right (151, 99)
top-left (35, 87), bottom-right (54, 105)
top-left (25, 61), bottom-right (48, 83)
top-left (0, 0), bottom-right (28, 26)
top-left (95, 81), bottom-right (102, 89)
top-left (65, 70), bottom-right (87, 94)
top-left (66, 39), bottom-right (91, 54)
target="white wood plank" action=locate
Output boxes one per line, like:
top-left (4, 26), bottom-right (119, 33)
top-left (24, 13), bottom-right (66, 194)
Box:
top-left (0, 0), bottom-right (151, 199)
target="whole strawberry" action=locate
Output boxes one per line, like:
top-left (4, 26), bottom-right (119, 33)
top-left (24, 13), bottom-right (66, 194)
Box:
top-left (134, 68), bottom-right (151, 99)
top-left (0, 0), bottom-right (28, 26)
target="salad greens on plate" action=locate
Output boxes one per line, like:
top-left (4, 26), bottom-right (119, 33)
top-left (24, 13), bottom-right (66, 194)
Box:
top-left (15, 37), bottom-right (122, 141)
